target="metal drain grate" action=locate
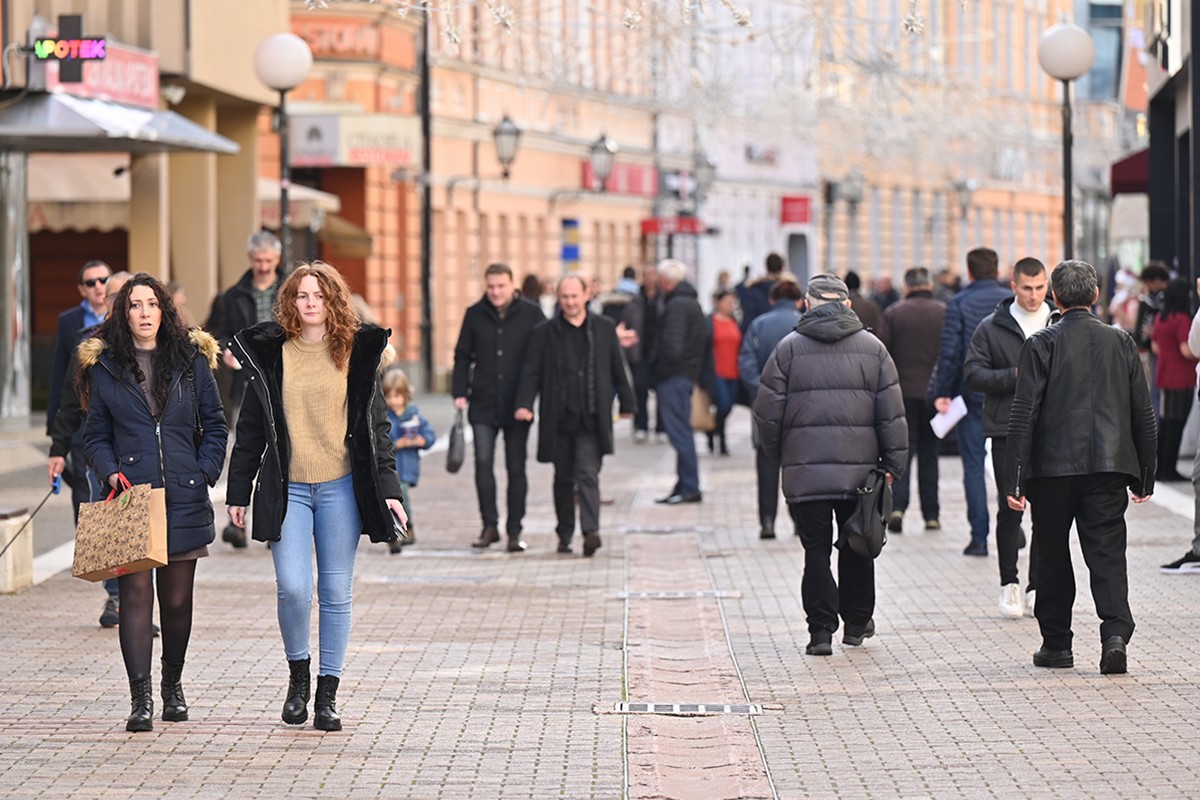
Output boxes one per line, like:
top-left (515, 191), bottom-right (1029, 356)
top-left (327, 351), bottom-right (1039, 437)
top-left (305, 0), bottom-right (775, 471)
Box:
top-left (616, 525), bottom-right (715, 534)
top-left (610, 702), bottom-right (766, 716)
top-left (619, 590), bottom-right (742, 599)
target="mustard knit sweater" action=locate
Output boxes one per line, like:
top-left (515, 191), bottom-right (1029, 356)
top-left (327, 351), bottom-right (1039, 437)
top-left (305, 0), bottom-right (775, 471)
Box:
top-left (283, 337), bottom-right (352, 483)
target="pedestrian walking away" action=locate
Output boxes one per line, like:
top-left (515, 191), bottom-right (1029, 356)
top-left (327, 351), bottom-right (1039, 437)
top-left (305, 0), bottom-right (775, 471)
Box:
top-left (933, 247), bottom-right (1013, 556)
top-left (737, 277), bottom-right (803, 539)
top-left (225, 261), bottom-right (407, 731)
top-left (753, 274), bottom-right (907, 656)
top-left (451, 263), bottom-right (544, 552)
top-left (1003, 259), bottom-right (1156, 675)
top-left (735, 251), bottom-right (786, 332)
top-left (382, 366), bottom-right (436, 553)
top-left (707, 288), bottom-right (742, 457)
top-left (625, 262), bottom-right (664, 442)
top-left (880, 266), bottom-right (945, 536)
top-left (514, 274), bottom-right (636, 556)
top-left (964, 257), bottom-right (1057, 618)
top-left (78, 273), bottom-right (228, 732)
top-left (1164, 279), bottom-right (1200, 574)
top-left (1150, 278), bottom-right (1197, 482)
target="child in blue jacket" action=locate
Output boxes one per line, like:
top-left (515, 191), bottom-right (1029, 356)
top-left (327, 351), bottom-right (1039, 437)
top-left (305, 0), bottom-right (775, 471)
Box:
top-left (382, 367), bottom-right (436, 553)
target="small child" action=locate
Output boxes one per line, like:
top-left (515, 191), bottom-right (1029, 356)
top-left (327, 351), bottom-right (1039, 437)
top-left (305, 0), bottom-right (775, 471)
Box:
top-left (382, 367), bottom-right (436, 554)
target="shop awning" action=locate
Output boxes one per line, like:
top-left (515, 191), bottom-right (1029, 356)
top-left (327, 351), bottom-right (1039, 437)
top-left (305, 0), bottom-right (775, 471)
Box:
top-left (0, 92), bottom-right (239, 154)
top-left (316, 214), bottom-right (373, 259)
top-left (1111, 148), bottom-right (1148, 196)
top-left (257, 178), bottom-right (341, 230)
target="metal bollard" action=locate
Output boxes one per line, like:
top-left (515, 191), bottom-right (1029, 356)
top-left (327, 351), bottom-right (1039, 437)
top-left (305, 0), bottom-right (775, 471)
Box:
top-left (0, 506), bottom-right (33, 594)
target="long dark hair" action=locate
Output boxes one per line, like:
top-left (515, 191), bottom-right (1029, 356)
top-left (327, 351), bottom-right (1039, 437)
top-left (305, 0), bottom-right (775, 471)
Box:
top-left (1160, 278), bottom-right (1192, 322)
top-left (81, 273), bottom-right (194, 414)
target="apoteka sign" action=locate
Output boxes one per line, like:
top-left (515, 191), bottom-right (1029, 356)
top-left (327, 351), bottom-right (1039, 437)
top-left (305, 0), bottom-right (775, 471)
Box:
top-left (32, 15), bottom-right (105, 83)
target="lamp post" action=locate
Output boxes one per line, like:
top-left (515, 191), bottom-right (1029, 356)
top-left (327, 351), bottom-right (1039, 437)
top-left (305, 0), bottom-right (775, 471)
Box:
top-left (253, 32), bottom-right (314, 271)
top-left (492, 116), bottom-right (522, 179)
top-left (589, 134), bottom-right (618, 191)
top-left (1038, 23), bottom-right (1095, 261)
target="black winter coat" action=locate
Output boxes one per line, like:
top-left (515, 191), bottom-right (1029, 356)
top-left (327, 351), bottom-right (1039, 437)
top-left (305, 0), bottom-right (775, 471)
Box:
top-left (963, 298), bottom-right (1058, 437)
top-left (225, 323), bottom-right (404, 544)
top-left (1002, 308), bottom-right (1157, 498)
top-left (933, 279), bottom-right (1013, 399)
top-left (515, 313), bottom-right (637, 463)
top-left (652, 281), bottom-right (708, 383)
top-left (80, 330), bottom-right (229, 555)
top-left (451, 295), bottom-right (544, 425)
top-left (753, 303), bottom-right (908, 503)
top-left (879, 291), bottom-right (944, 400)
top-left (205, 269), bottom-right (282, 346)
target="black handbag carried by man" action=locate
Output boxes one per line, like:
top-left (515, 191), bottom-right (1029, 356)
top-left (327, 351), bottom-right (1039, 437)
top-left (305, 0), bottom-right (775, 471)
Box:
top-left (839, 468), bottom-right (891, 559)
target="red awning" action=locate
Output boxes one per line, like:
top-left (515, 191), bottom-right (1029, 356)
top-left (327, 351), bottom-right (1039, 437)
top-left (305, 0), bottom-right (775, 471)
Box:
top-left (1110, 148), bottom-right (1148, 196)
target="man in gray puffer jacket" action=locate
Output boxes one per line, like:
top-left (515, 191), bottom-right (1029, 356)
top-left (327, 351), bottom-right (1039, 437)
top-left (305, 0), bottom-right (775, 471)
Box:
top-left (754, 274), bottom-right (908, 656)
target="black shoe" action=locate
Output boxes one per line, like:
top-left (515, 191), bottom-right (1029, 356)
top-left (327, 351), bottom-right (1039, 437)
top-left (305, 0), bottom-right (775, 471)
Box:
top-left (282, 657), bottom-right (311, 725)
top-left (506, 534), bottom-right (528, 553)
top-left (1160, 551), bottom-right (1200, 574)
top-left (99, 596), bottom-right (120, 628)
top-left (1033, 646), bottom-right (1074, 668)
top-left (472, 526), bottom-right (500, 549)
top-left (963, 540), bottom-right (988, 557)
top-left (126, 674), bottom-right (154, 732)
top-left (843, 619), bottom-right (876, 647)
top-left (222, 522), bottom-right (247, 549)
top-left (161, 659), bottom-right (188, 722)
top-left (759, 519), bottom-right (776, 540)
top-left (583, 532), bottom-right (602, 557)
top-left (1100, 635), bottom-right (1127, 674)
top-left (1161, 470), bottom-right (1188, 482)
top-left (388, 538), bottom-right (404, 554)
top-left (655, 492), bottom-right (703, 505)
top-left (887, 511), bottom-right (903, 533)
top-left (313, 674), bottom-right (342, 732)
top-left (806, 632), bottom-right (833, 656)
top-left (556, 542), bottom-right (573, 554)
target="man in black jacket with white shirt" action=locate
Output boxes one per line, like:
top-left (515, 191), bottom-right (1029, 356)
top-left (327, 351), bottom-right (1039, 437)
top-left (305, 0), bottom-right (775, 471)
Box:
top-left (1003, 260), bottom-right (1156, 675)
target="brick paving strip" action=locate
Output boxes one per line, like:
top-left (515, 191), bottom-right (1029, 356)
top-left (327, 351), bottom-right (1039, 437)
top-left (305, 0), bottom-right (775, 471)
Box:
top-left (620, 531), bottom-right (778, 800)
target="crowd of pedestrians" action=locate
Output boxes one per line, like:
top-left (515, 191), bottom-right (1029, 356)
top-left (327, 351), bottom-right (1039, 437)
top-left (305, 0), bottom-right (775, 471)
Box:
top-left (37, 232), bottom-right (1200, 735)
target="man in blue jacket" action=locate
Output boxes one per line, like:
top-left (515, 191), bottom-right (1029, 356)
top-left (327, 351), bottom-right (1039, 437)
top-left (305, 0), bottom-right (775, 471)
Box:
top-left (933, 248), bottom-right (1012, 556)
top-left (738, 278), bottom-right (803, 539)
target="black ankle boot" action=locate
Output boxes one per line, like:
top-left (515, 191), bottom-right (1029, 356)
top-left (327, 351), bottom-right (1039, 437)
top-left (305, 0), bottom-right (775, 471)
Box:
top-left (161, 659), bottom-right (188, 722)
top-left (126, 674), bottom-right (154, 732)
top-left (282, 657), bottom-right (311, 725)
top-left (313, 674), bottom-right (342, 731)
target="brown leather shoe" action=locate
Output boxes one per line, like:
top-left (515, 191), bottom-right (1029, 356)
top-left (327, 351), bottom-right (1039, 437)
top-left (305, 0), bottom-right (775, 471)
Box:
top-left (506, 534), bottom-right (527, 553)
top-left (472, 526), bottom-right (500, 548)
top-left (583, 532), bottom-right (602, 557)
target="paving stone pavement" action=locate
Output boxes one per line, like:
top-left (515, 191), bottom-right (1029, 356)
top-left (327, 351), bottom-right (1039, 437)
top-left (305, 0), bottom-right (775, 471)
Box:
top-left (2, 401), bottom-right (1200, 798)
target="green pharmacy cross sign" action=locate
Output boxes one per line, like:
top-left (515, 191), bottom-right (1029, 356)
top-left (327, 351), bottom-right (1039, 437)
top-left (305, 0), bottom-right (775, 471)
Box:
top-left (32, 14), bottom-right (106, 83)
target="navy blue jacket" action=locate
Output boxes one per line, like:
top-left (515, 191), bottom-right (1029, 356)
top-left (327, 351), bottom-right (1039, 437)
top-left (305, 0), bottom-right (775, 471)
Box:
top-left (48, 304), bottom-right (91, 435)
top-left (80, 331), bottom-right (228, 555)
top-left (933, 279), bottom-right (1013, 400)
top-left (737, 300), bottom-right (803, 400)
top-left (388, 404), bottom-right (436, 487)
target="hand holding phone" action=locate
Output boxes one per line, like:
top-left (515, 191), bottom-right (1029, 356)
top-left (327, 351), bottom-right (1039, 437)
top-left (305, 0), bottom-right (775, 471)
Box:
top-left (391, 507), bottom-right (409, 542)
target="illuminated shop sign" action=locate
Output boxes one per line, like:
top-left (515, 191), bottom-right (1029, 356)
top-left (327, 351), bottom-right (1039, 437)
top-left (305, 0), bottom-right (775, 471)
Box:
top-left (33, 38), bottom-right (106, 61)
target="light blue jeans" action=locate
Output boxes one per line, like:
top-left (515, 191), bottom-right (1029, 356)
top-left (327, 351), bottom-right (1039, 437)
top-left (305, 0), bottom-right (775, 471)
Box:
top-left (272, 473), bottom-right (361, 678)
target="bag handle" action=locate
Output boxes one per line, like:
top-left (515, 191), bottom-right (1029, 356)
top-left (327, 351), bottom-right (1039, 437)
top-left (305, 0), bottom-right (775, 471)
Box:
top-left (104, 472), bottom-right (134, 504)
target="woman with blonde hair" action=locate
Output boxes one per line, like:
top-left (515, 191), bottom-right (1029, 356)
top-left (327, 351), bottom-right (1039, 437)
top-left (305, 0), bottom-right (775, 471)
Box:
top-left (226, 261), bottom-right (406, 731)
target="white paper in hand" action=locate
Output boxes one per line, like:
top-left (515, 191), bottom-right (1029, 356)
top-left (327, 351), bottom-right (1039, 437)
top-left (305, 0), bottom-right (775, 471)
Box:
top-left (930, 395), bottom-right (968, 439)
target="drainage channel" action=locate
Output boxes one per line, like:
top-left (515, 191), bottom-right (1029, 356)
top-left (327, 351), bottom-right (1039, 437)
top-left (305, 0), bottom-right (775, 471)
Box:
top-left (616, 532), bottom-right (779, 800)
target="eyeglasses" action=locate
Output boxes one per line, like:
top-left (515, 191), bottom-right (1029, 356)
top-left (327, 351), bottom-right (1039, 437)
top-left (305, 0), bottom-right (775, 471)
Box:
top-left (82, 277), bottom-right (109, 288)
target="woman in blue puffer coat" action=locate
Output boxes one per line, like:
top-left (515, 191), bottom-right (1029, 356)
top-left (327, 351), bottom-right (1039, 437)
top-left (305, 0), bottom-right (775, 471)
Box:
top-left (79, 273), bottom-right (227, 733)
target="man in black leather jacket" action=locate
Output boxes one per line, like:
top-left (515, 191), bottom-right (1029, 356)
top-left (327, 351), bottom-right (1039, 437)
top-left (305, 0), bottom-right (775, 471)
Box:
top-left (1003, 260), bottom-right (1156, 676)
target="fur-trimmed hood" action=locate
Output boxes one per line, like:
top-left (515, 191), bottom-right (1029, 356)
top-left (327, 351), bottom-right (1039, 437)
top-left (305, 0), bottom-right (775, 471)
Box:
top-left (77, 328), bottom-right (221, 370)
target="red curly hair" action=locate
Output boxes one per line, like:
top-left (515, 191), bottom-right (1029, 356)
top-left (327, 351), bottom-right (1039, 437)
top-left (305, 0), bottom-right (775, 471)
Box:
top-left (275, 261), bottom-right (359, 371)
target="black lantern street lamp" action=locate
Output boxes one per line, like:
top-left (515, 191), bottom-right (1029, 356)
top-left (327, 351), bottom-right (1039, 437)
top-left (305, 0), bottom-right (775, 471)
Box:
top-left (589, 134), bottom-right (618, 191)
top-left (492, 116), bottom-right (522, 179)
top-left (1038, 23), bottom-right (1095, 261)
top-left (253, 32), bottom-right (314, 271)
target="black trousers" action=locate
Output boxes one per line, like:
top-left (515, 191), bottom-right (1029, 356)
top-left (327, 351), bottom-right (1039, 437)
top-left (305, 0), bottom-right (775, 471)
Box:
top-left (471, 421), bottom-right (531, 534)
top-left (991, 437), bottom-right (1037, 589)
top-left (631, 360), bottom-right (662, 434)
top-left (792, 499), bottom-right (874, 635)
top-left (552, 429), bottom-right (602, 543)
top-left (1028, 473), bottom-right (1135, 650)
top-left (892, 397), bottom-right (940, 521)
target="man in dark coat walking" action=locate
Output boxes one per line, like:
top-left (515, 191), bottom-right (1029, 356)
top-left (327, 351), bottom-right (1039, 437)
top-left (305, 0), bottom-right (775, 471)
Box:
top-left (754, 274), bottom-right (907, 657)
top-left (452, 262), bottom-right (545, 552)
top-left (1004, 260), bottom-right (1156, 675)
top-left (933, 247), bottom-right (1013, 556)
top-left (515, 274), bottom-right (636, 556)
top-left (880, 266), bottom-right (945, 534)
top-left (736, 251), bottom-right (786, 331)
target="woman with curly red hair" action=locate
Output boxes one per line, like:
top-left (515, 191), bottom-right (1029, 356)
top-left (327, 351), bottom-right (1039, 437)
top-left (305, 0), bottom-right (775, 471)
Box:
top-left (225, 261), bottom-right (406, 731)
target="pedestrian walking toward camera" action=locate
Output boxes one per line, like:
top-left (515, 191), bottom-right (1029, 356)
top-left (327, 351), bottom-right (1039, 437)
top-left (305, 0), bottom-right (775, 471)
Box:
top-left (934, 248), bottom-right (1013, 556)
top-left (737, 278), bottom-right (803, 539)
top-left (626, 262), bottom-right (664, 442)
top-left (707, 289), bottom-right (742, 457)
top-left (382, 367), bottom-right (435, 554)
top-left (514, 274), bottom-right (636, 556)
top-left (880, 267), bottom-right (944, 535)
top-left (451, 263), bottom-right (544, 551)
top-left (78, 273), bottom-right (228, 732)
top-left (754, 274), bottom-right (906, 656)
top-left (1150, 278), bottom-right (1197, 482)
top-left (964, 257), bottom-right (1057, 618)
top-left (1003, 260), bottom-right (1156, 675)
top-left (226, 261), bottom-right (407, 731)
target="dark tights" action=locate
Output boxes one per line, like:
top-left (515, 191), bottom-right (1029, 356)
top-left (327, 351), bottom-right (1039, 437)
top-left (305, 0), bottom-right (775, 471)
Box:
top-left (118, 560), bottom-right (197, 678)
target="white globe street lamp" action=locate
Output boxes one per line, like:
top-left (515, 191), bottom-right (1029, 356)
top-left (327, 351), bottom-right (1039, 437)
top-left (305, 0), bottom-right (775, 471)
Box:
top-left (1038, 23), bottom-right (1095, 260)
top-left (589, 134), bottom-right (618, 192)
top-left (254, 33), bottom-right (314, 270)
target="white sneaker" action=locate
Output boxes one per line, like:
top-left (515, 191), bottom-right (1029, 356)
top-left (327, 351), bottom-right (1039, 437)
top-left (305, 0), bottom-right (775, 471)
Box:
top-left (633, 430), bottom-right (648, 443)
top-left (998, 583), bottom-right (1024, 618)
top-left (1024, 589), bottom-right (1036, 618)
